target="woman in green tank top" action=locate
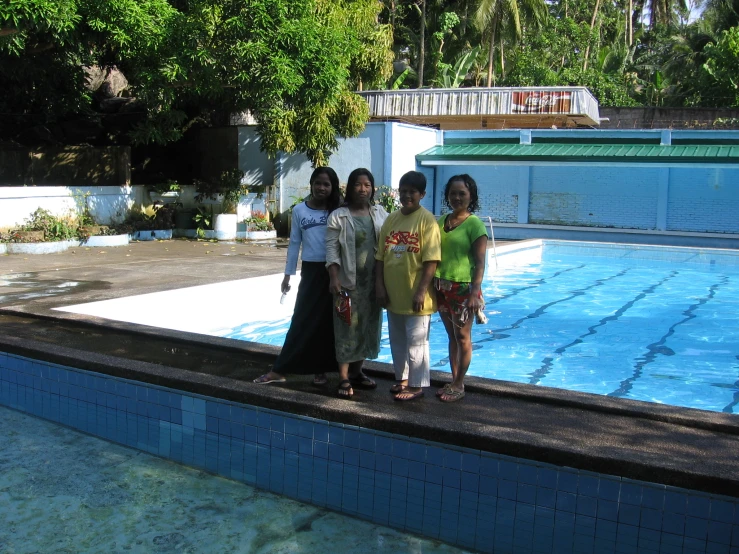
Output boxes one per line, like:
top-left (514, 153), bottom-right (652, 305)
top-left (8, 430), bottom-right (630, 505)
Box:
top-left (434, 174), bottom-right (488, 402)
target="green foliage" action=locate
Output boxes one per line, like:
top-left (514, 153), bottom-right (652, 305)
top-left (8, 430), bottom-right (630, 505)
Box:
top-left (1, 0), bottom-right (390, 166)
top-left (193, 207), bottom-right (212, 238)
top-left (18, 208), bottom-right (78, 241)
top-left (243, 210), bottom-right (274, 231)
top-left (701, 26), bottom-right (739, 106)
top-left (375, 186), bottom-right (400, 213)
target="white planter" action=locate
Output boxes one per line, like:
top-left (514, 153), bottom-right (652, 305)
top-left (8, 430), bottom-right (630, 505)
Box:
top-left (149, 191), bottom-right (181, 204)
top-left (82, 234), bottom-right (130, 247)
top-left (133, 230), bottom-right (173, 241)
top-left (239, 230), bottom-right (277, 240)
top-left (0, 244), bottom-right (7, 255)
top-left (214, 214), bottom-right (238, 240)
top-left (6, 240), bottom-right (80, 255)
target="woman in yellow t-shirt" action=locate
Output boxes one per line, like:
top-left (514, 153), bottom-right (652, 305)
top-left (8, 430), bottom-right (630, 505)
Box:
top-left (375, 171), bottom-right (441, 401)
top-left (434, 174), bottom-right (488, 402)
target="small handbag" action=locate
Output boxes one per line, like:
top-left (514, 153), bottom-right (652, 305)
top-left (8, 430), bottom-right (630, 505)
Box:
top-left (335, 290), bottom-right (352, 326)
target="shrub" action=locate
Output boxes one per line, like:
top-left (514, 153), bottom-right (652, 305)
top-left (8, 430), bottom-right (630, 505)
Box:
top-left (243, 210), bottom-right (274, 231)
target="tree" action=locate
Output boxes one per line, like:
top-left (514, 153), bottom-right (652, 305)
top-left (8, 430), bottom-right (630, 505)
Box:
top-left (0, 0), bottom-right (392, 166)
top-left (474, 0), bottom-right (548, 86)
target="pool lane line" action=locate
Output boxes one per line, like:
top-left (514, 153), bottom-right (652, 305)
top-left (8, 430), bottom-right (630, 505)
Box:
top-left (430, 264), bottom-right (586, 368)
top-left (608, 274), bottom-right (730, 399)
top-left (437, 264), bottom-right (626, 370)
top-left (528, 269), bottom-right (678, 386)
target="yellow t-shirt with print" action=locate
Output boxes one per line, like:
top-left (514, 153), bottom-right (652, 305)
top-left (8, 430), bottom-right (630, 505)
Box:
top-left (375, 207), bottom-right (441, 316)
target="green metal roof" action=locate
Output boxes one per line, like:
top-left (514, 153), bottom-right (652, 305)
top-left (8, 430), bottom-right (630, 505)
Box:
top-left (416, 143), bottom-right (739, 164)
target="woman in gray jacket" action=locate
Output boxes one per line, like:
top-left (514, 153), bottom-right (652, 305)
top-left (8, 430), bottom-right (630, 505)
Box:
top-left (326, 168), bottom-right (388, 399)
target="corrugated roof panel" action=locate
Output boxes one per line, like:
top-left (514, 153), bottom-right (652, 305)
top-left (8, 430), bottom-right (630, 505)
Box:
top-left (416, 143), bottom-right (739, 164)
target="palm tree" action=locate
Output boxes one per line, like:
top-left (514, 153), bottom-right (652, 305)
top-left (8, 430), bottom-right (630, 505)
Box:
top-left (474, 0), bottom-right (548, 86)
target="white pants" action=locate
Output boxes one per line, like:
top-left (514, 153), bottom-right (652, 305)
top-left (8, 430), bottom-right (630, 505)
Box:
top-left (387, 312), bottom-right (431, 388)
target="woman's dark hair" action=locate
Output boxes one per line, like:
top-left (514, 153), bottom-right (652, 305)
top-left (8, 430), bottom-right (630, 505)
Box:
top-left (443, 174), bottom-right (480, 213)
top-left (309, 166), bottom-right (341, 213)
top-left (344, 168), bottom-right (375, 206)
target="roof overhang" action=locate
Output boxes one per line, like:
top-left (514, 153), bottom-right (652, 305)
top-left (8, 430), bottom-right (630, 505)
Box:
top-left (359, 87), bottom-right (601, 129)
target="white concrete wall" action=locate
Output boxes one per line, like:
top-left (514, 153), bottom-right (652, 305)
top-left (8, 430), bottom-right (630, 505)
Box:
top-left (389, 123), bottom-right (440, 190)
top-left (237, 127), bottom-right (275, 188)
top-left (0, 186), bottom-right (144, 230)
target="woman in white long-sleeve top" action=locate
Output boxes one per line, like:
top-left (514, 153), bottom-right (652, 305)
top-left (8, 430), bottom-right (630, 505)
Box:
top-left (326, 168), bottom-right (388, 399)
top-left (254, 167), bottom-right (341, 385)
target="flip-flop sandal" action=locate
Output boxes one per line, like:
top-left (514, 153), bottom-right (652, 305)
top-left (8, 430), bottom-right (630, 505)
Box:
top-left (394, 389), bottom-right (424, 402)
top-left (337, 379), bottom-right (354, 400)
top-left (349, 374), bottom-right (377, 390)
top-left (312, 375), bottom-right (329, 387)
top-left (435, 383), bottom-right (453, 397)
top-left (253, 374), bottom-right (287, 385)
top-left (389, 383), bottom-right (408, 394)
top-left (439, 388), bottom-right (465, 402)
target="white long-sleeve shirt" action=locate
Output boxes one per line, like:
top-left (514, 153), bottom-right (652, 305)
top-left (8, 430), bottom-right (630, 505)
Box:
top-left (284, 202), bottom-right (329, 275)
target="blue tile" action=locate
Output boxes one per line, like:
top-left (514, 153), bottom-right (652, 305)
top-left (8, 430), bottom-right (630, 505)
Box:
top-left (641, 486), bottom-right (665, 510)
top-left (518, 464), bottom-right (538, 485)
top-left (619, 482), bottom-right (642, 506)
top-left (640, 507), bottom-right (662, 530)
top-left (558, 471), bottom-right (579, 493)
top-left (392, 458), bottom-right (408, 477)
top-left (536, 487), bottom-right (556, 509)
top-left (375, 435), bottom-right (392, 456)
top-left (517, 483), bottom-right (537, 505)
top-left (685, 515), bottom-right (709, 539)
top-left (438, 467), bottom-right (458, 489)
top-left (344, 447), bottom-right (359, 467)
top-left (257, 411), bottom-right (271, 429)
top-left (408, 441), bottom-right (426, 462)
top-left (359, 450), bottom-right (375, 469)
top-left (499, 460), bottom-right (518, 480)
top-left (598, 478), bottom-right (621, 502)
top-left (359, 431), bottom-right (375, 452)
top-left (578, 475), bottom-right (599, 497)
top-left (343, 428), bottom-right (359, 449)
top-left (664, 491), bottom-right (687, 514)
top-left (710, 500), bottom-right (735, 524)
top-left (461, 472), bottom-right (479, 493)
top-left (577, 496), bottom-right (598, 518)
top-left (662, 512), bottom-right (685, 535)
top-left (538, 467), bottom-right (557, 489)
top-left (618, 504), bottom-right (640, 526)
top-left (298, 420), bottom-right (314, 439)
top-left (706, 541), bottom-right (732, 554)
top-left (598, 499), bottom-right (619, 522)
top-left (688, 495), bottom-right (712, 519)
top-left (392, 438), bottom-right (409, 459)
top-left (375, 454), bottom-right (392, 474)
top-left (313, 441), bottom-right (328, 459)
top-left (557, 491), bottom-right (577, 513)
top-left (498, 479), bottom-right (517, 500)
top-left (425, 464), bottom-right (443, 485)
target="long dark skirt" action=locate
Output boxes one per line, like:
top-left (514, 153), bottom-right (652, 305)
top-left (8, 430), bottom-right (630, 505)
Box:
top-left (273, 261), bottom-right (338, 375)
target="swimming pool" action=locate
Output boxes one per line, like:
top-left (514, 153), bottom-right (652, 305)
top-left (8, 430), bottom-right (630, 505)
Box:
top-left (57, 240), bottom-right (739, 414)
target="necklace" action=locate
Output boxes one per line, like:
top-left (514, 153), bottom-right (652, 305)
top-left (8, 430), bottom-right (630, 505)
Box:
top-left (444, 214), bottom-right (469, 232)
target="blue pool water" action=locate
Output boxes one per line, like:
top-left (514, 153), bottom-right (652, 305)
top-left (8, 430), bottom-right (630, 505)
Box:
top-left (226, 241), bottom-right (739, 414)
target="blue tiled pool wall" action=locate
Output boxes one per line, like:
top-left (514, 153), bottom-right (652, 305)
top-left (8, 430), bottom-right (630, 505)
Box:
top-left (2, 351), bottom-right (738, 554)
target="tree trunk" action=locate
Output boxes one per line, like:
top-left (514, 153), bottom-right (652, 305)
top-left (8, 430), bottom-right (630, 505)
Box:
top-left (418, 0), bottom-right (426, 87)
top-left (486, 17), bottom-right (498, 87)
top-left (628, 0), bottom-right (633, 45)
top-left (499, 37), bottom-right (506, 80)
top-left (582, 0), bottom-right (602, 71)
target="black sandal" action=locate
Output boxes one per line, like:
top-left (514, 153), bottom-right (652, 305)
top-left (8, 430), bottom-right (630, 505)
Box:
top-left (349, 373), bottom-right (377, 390)
top-left (337, 379), bottom-right (354, 399)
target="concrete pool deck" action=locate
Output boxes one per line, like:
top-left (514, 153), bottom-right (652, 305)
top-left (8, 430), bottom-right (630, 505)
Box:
top-left (0, 239), bottom-right (738, 500)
